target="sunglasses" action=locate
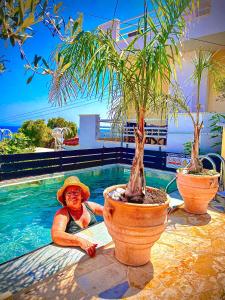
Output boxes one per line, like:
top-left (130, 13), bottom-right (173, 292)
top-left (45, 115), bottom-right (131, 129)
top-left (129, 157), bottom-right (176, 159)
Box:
top-left (65, 190), bottom-right (82, 196)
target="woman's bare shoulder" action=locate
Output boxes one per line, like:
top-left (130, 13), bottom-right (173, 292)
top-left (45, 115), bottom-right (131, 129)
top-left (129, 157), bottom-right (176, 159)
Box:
top-left (55, 207), bottom-right (69, 217)
top-left (52, 207), bottom-right (69, 232)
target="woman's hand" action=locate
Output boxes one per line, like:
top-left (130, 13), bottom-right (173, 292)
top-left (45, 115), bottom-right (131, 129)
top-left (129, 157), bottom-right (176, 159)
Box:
top-left (79, 238), bottom-right (98, 257)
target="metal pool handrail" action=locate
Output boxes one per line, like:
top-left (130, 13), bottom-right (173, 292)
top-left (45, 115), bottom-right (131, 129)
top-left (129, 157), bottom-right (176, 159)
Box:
top-left (165, 155), bottom-right (218, 194)
top-left (165, 177), bottom-right (177, 194)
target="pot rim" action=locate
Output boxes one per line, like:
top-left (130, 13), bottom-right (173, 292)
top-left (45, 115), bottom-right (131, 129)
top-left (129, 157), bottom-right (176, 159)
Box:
top-left (103, 184), bottom-right (170, 207)
top-left (176, 169), bottom-right (220, 178)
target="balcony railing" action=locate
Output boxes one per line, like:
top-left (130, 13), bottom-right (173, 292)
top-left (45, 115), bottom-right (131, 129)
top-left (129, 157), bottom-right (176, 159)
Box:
top-left (97, 119), bottom-right (168, 146)
top-left (98, 120), bottom-right (123, 142)
top-left (119, 0), bottom-right (211, 40)
top-left (119, 12), bottom-right (158, 40)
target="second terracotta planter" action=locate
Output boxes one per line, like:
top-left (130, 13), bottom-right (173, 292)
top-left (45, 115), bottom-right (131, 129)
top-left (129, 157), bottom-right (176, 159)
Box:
top-left (177, 171), bottom-right (220, 214)
top-left (103, 184), bottom-right (170, 266)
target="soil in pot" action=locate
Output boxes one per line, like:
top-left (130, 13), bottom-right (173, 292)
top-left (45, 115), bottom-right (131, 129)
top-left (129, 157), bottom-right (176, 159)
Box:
top-left (110, 186), bottom-right (167, 204)
top-left (143, 188), bottom-right (167, 204)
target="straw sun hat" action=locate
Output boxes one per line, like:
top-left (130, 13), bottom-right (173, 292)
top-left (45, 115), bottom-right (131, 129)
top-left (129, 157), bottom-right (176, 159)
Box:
top-left (57, 176), bottom-right (90, 205)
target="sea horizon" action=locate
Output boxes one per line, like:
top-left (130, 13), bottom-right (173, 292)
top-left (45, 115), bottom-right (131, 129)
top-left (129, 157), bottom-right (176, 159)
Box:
top-left (0, 125), bottom-right (111, 139)
top-left (0, 125), bottom-right (20, 133)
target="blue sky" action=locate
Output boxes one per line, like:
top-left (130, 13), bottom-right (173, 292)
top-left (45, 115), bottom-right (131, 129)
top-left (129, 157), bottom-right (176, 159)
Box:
top-left (0, 0), bottom-right (146, 127)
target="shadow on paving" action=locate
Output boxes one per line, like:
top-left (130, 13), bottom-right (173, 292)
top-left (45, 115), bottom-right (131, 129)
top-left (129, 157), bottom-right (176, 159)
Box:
top-left (0, 244), bottom-right (85, 295)
top-left (167, 208), bottom-right (212, 228)
top-left (15, 247), bottom-right (155, 299)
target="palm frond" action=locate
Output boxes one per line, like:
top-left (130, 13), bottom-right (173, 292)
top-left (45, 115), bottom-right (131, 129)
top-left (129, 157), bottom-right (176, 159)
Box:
top-left (49, 0), bottom-right (197, 121)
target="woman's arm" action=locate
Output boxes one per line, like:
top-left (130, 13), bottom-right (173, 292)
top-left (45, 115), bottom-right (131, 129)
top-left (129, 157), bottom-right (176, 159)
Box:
top-left (87, 201), bottom-right (104, 216)
top-left (51, 207), bottom-right (97, 257)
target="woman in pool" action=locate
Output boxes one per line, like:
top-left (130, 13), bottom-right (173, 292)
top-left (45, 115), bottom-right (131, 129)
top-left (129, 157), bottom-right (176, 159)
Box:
top-left (51, 176), bottom-right (104, 257)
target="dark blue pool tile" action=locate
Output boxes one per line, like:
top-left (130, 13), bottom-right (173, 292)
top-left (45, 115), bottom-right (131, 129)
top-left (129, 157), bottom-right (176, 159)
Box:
top-left (98, 281), bottom-right (129, 299)
top-left (214, 205), bottom-right (225, 212)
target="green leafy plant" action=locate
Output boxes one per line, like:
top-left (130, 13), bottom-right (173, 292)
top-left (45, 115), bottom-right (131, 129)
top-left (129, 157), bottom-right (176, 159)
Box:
top-left (0, 56), bottom-right (7, 73)
top-left (49, 0), bottom-right (196, 203)
top-left (47, 117), bottom-right (77, 139)
top-left (0, 0), bottom-right (49, 45)
top-left (0, 133), bottom-right (35, 154)
top-left (19, 119), bottom-right (52, 147)
top-left (0, 0), bottom-right (83, 80)
top-left (183, 141), bottom-right (192, 155)
top-left (215, 78), bottom-right (225, 101)
top-left (209, 113), bottom-right (225, 150)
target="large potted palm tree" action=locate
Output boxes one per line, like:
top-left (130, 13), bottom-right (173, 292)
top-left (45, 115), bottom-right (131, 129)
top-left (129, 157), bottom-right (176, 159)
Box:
top-left (172, 50), bottom-right (225, 214)
top-left (50, 0), bottom-right (196, 266)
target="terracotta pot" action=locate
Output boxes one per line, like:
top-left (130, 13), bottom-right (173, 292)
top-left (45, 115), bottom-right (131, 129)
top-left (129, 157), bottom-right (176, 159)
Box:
top-left (177, 171), bottom-right (220, 214)
top-left (103, 184), bottom-right (170, 266)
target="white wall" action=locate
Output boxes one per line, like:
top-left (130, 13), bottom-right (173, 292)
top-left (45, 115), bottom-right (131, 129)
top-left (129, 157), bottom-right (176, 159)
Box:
top-left (78, 113), bottom-right (221, 154)
top-left (166, 112), bottom-right (221, 153)
top-left (174, 50), bottom-right (209, 112)
top-left (186, 0), bottom-right (225, 40)
top-left (79, 115), bottom-right (100, 149)
top-left (78, 115), bottom-right (166, 151)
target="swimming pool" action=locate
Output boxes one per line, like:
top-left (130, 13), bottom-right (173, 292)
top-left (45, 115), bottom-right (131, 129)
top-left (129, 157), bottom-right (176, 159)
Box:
top-left (0, 165), bottom-right (176, 264)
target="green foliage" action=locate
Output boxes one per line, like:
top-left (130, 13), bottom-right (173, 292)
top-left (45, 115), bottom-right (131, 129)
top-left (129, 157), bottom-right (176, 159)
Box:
top-left (0, 0), bottom-right (49, 46)
top-left (0, 0), bottom-right (83, 78)
top-left (50, 0), bottom-right (196, 117)
top-left (17, 118), bottom-right (78, 149)
top-left (47, 117), bottom-right (77, 139)
top-left (0, 0), bottom-right (50, 76)
top-left (183, 141), bottom-right (192, 155)
top-left (0, 55), bottom-right (8, 73)
top-left (216, 77), bottom-right (225, 93)
top-left (0, 62), bottom-right (6, 73)
top-left (215, 77), bottom-right (225, 101)
top-left (48, 0), bottom-right (197, 193)
top-left (0, 133), bottom-right (35, 154)
top-left (19, 119), bottom-right (52, 147)
top-left (189, 169), bottom-right (218, 176)
top-left (209, 113), bottom-right (225, 150)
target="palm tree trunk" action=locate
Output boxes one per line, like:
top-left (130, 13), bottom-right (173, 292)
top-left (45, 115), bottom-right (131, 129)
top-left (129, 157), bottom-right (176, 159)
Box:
top-left (125, 109), bottom-right (146, 203)
top-left (189, 124), bottom-right (203, 173)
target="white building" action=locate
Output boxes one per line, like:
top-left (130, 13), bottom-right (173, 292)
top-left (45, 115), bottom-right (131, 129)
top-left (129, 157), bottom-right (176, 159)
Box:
top-left (78, 0), bottom-right (225, 153)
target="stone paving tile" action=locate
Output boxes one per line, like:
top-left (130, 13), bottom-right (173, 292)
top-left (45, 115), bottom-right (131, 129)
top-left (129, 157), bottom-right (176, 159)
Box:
top-left (124, 288), bottom-right (160, 300)
top-left (121, 286), bottom-right (142, 299)
top-left (14, 208), bottom-right (225, 300)
top-left (76, 261), bottom-right (127, 296)
top-left (127, 264), bottom-right (154, 289)
top-left (191, 289), bottom-right (225, 300)
top-left (153, 286), bottom-right (184, 300)
top-left (15, 266), bottom-right (88, 300)
top-left (216, 271), bottom-right (225, 288)
top-left (73, 253), bottom-right (114, 277)
top-left (212, 239), bottom-right (225, 254)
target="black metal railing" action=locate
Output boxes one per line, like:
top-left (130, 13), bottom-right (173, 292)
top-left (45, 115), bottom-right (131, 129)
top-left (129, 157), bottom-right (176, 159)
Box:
top-left (0, 148), bottom-right (122, 181)
top-left (4, 147), bottom-right (222, 181)
top-left (0, 147), bottom-right (174, 181)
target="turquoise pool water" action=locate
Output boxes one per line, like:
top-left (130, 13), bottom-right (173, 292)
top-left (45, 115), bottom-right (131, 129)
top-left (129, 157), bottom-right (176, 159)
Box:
top-left (0, 165), bottom-right (175, 264)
